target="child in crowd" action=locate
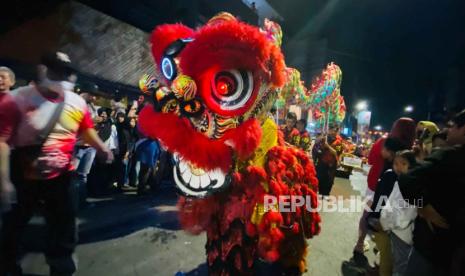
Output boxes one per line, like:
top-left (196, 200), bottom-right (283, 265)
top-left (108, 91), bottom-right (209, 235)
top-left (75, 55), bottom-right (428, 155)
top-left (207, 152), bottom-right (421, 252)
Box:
top-left (366, 137), bottom-right (408, 276)
top-left (380, 150), bottom-right (418, 276)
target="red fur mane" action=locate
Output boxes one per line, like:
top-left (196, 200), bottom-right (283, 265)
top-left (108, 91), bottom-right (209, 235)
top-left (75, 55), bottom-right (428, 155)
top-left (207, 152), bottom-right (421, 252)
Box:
top-left (180, 20), bottom-right (285, 88)
top-left (138, 106), bottom-right (262, 172)
top-left (150, 24), bottom-right (195, 67)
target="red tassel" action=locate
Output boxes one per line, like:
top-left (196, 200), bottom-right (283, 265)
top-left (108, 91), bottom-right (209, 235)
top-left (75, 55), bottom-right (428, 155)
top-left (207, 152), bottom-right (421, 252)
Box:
top-left (264, 250), bottom-right (280, 262)
top-left (292, 222), bottom-right (300, 234)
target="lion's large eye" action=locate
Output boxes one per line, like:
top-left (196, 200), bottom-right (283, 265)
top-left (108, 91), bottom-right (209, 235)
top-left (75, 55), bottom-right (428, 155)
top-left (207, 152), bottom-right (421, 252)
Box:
top-left (211, 70), bottom-right (253, 111)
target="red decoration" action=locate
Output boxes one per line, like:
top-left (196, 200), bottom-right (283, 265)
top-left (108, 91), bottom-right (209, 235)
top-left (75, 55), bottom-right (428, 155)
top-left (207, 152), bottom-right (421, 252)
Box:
top-left (139, 106), bottom-right (262, 172)
top-left (140, 13), bottom-right (320, 275)
top-left (216, 79), bottom-right (229, 95)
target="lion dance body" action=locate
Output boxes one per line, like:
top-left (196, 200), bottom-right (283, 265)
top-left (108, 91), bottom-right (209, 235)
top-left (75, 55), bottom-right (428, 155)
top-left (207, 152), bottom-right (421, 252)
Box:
top-left (138, 13), bottom-right (321, 275)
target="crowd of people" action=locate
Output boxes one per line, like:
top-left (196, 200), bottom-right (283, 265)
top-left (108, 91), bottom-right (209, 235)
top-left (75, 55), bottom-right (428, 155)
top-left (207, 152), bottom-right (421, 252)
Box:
top-left (0, 52), bottom-right (464, 276)
top-left (74, 86), bottom-right (166, 203)
top-left (0, 53), bottom-right (167, 275)
top-left (347, 114), bottom-right (465, 275)
top-left (280, 109), bottom-right (465, 276)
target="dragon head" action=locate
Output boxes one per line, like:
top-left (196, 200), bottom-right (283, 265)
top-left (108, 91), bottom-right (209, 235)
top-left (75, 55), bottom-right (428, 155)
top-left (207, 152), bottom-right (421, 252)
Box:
top-left (138, 13), bottom-right (286, 198)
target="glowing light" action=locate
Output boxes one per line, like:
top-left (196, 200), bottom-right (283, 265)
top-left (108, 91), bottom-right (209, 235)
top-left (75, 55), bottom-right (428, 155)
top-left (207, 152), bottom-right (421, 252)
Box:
top-left (356, 101), bottom-right (368, 111)
top-left (161, 57), bottom-right (174, 80)
top-left (216, 80), bottom-right (229, 96)
top-left (404, 105), bottom-right (414, 113)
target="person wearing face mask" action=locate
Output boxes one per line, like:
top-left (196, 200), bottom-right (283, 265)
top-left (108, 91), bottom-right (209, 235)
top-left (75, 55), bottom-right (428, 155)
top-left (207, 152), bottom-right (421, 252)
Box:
top-left (0, 52), bottom-right (113, 276)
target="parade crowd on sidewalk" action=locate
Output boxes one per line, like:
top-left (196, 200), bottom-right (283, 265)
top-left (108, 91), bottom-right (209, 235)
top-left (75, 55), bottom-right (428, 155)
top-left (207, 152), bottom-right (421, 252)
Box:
top-left (0, 54), bottom-right (464, 276)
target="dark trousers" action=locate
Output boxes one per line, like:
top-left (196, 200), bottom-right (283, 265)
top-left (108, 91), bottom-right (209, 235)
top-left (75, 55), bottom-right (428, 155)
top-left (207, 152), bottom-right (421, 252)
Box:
top-left (0, 172), bottom-right (78, 275)
top-left (405, 248), bottom-right (447, 276)
top-left (89, 160), bottom-right (114, 196)
top-left (316, 163), bottom-right (336, 196)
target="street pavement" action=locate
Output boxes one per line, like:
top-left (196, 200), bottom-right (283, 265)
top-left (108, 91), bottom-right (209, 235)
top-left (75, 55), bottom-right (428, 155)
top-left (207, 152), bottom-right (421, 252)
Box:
top-left (20, 177), bottom-right (376, 276)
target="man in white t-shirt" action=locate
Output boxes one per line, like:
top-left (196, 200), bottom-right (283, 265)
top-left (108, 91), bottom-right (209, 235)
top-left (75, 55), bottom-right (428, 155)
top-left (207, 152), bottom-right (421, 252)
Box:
top-left (0, 52), bottom-right (113, 276)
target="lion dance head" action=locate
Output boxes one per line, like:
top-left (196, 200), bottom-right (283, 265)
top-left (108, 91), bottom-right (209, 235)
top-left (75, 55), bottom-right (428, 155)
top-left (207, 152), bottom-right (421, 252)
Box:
top-left (139, 13), bottom-right (286, 197)
top-left (138, 13), bottom-right (320, 274)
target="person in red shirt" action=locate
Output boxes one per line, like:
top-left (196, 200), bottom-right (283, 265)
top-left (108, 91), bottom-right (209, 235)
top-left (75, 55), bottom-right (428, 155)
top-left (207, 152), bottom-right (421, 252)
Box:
top-left (0, 53), bottom-right (113, 276)
top-left (0, 66), bottom-right (19, 215)
top-left (281, 112), bottom-right (300, 145)
top-left (296, 119), bottom-right (312, 152)
top-left (351, 117), bottom-right (416, 267)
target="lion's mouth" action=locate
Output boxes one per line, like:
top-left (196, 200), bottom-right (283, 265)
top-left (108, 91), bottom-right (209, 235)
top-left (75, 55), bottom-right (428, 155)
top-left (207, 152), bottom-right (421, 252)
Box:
top-left (173, 154), bottom-right (231, 198)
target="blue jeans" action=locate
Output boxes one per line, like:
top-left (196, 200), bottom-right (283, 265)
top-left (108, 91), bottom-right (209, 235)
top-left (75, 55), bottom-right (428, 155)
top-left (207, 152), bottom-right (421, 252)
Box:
top-left (75, 147), bottom-right (97, 178)
top-left (73, 147), bottom-right (96, 204)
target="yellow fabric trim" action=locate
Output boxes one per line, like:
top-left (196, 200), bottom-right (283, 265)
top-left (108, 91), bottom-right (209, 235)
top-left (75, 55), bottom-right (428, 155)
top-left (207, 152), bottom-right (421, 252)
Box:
top-left (250, 117), bottom-right (278, 168)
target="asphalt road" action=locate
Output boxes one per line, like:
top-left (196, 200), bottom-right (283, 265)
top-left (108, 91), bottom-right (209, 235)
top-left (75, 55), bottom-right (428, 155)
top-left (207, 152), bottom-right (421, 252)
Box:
top-left (19, 177), bottom-right (376, 276)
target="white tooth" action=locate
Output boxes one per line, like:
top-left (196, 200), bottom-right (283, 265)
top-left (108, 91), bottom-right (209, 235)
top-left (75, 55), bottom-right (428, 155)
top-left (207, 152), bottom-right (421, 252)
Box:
top-left (200, 174), bottom-right (210, 188)
top-left (182, 169), bottom-right (192, 183)
top-left (190, 175), bottom-right (200, 189)
top-left (179, 161), bottom-right (187, 173)
top-left (174, 166), bottom-right (207, 197)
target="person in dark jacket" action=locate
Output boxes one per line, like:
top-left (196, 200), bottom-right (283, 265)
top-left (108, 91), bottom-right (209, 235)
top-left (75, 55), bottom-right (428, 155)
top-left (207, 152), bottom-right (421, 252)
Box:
top-left (351, 118), bottom-right (416, 268)
top-left (366, 137), bottom-right (408, 276)
top-left (89, 107), bottom-right (117, 195)
top-left (399, 110), bottom-right (465, 276)
top-left (115, 112), bottom-right (130, 189)
top-left (312, 124), bottom-right (342, 197)
top-left (127, 117), bottom-right (140, 187)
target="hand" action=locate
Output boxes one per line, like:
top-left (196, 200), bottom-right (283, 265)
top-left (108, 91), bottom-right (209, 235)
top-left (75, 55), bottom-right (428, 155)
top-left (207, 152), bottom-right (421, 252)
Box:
top-left (418, 204), bottom-right (449, 229)
top-left (0, 179), bottom-right (16, 212)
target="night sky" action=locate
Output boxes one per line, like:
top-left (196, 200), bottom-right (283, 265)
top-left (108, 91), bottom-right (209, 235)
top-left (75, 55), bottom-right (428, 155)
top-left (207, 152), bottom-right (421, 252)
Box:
top-left (3, 0), bottom-right (465, 129)
top-left (274, 0), bottom-right (465, 129)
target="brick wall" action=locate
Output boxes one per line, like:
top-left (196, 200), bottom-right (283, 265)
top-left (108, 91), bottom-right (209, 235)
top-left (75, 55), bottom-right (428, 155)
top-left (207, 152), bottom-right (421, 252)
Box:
top-left (0, 0), bottom-right (156, 91)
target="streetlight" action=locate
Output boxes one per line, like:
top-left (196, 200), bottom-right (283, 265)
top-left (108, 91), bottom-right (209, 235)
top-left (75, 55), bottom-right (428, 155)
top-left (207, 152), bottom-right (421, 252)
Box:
top-left (356, 101), bottom-right (368, 111)
top-left (404, 105), bottom-right (414, 113)
top-left (374, 125), bottom-right (382, 131)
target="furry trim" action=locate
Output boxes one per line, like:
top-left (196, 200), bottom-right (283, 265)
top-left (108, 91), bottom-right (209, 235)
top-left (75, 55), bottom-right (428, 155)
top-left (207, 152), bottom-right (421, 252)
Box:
top-left (150, 24), bottom-right (195, 67)
top-left (179, 20), bottom-right (285, 88)
top-left (138, 106), bottom-right (262, 172)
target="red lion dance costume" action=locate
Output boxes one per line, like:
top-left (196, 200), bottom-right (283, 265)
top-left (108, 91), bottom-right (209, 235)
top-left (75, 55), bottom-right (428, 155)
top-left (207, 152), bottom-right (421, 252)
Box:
top-left (138, 13), bottom-right (321, 275)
